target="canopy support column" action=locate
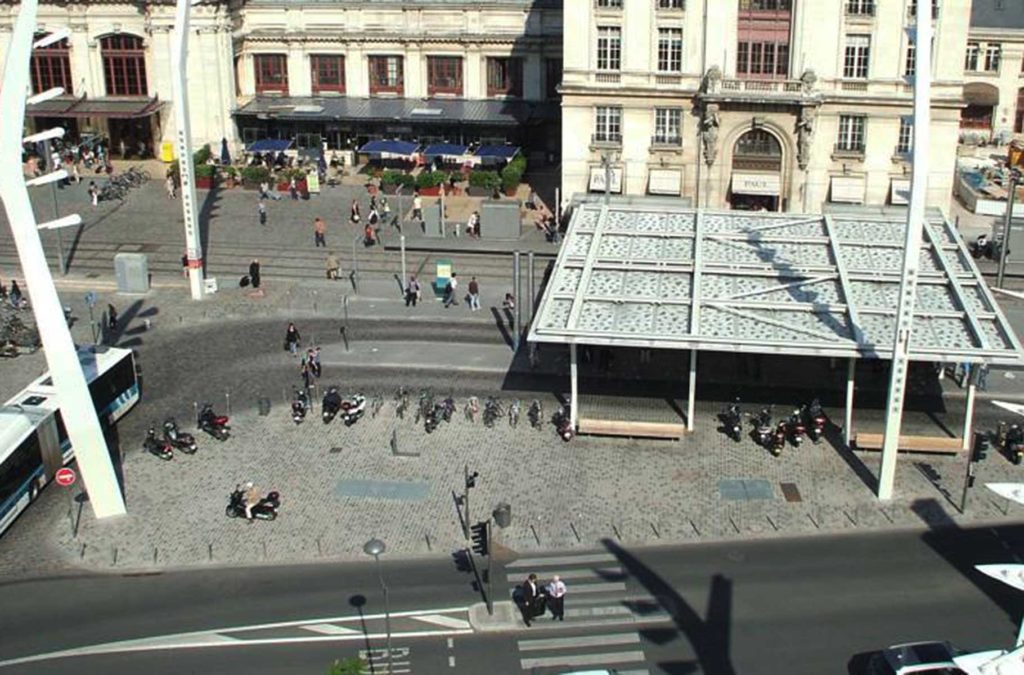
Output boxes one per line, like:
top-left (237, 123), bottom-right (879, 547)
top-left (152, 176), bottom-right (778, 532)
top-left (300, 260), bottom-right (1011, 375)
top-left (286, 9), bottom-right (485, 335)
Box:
top-left (962, 369), bottom-right (978, 451)
top-left (569, 343), bottom-right (578, 429)
top-left (844, 358), bottom-right (855, 447)
top-left (687, 350), bottom-right (697, 432)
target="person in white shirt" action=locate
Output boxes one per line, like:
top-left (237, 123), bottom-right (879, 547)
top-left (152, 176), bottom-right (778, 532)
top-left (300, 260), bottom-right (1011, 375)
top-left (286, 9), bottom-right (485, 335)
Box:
top-left (547, 575), bottom-right (566, 621)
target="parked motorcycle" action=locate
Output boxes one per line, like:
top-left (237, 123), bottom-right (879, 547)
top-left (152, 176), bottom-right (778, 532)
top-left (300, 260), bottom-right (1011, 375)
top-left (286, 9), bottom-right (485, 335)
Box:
top-left (225, 485), bottom-right (280, 521)
top-left (998, 421), bottom-right (1024, 465)
top-left (162, 418), bottom-right (197, 454)
top-left (341, 393), bottom-right (366, 426)
top-left (787, 409), bottom-right (806, 447)
top-left (770, 421), bottom-right (787, 457)
top-left (424, 402), bottom-right (441, 433)
top-left (528, 400), bottom-right (544, 430)
top-left (144, 427), bottom-right (173, 461)
top-left (198, 403), bottom-right (230, 441)
top-left (483, 397), bottom-right (503, 428)
top-left (554, 405), bottom-right (574, 442)
top-left (720, 400), bottom-right (742, 442)
top-left (753, 407), bottom-right (773, 449)
top-left (291, 389), bottom-right (309, 425)
top-left (322, 387), bottom-right (342, 424)
top-left (805, 399), bottom-right (827, 443)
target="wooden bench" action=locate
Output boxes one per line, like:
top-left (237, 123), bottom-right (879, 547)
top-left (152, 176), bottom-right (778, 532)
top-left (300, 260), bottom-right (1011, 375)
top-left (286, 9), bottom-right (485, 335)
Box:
top-left (577, 418), bottom-right (686, 440)
top-left (853, 432), bottom-right (963, 455)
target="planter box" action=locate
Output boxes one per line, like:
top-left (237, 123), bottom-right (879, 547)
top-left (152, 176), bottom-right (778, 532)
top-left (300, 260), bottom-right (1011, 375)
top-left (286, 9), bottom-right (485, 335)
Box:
top-left (418, 185), bottom-right (442, 196)
top-left (504, 186), bottom-right (519, 197)
top-left (276, 181), bottom-right (290, 192)
top-left (466, 186), bottom-right (494, 197)
top-left (196, 176), bottom-right (214, 189)
top-left (241, 180), bottom-right (260, 190)
top-left (223, 179), bottom-right (238, 189)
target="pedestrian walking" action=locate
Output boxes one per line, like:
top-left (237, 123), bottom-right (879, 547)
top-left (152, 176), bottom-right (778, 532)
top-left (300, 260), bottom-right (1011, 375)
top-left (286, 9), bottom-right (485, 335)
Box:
top-left (503, 292), bottom-right (515, 328)
top-left (412, 192), bottom-right (423, 223)
top-left (71, 162), bottom-right (81, 184)
top-left (285, 322), bottom-right (301, 356)
top-left (350, 199), bottom-right (361, 224)
top-left (466, 211), bottom-right (481, 238)
top-left (289, 176), bottom-right (299, 200)
top-left (166, 174), bottom-right (176, 199)
top-left (313, 346), bottom-right (322, 378)
top-left (326, 251), bottom-right (340, 280)
top-left (468, 276), bottom-right (480, 311)
top-left (443, 273), bottom-right (459, 308)
top-left (369, 194), bottom-right (378, 213)
top-left (258, 200), bottom-right (268, 226)
top-left (249, 258), bottom-right (262, 289)
top-left (546, 575), bottom-right (566, 621)
top-left (381, 196), bottom-right (391, 221)
top-left (314, 217), bottom-right (327, 247)
top-left (107, 303), bottom-right (119, 331)
top-left (88, 181), bottom-right (98, 206)
top-left (518, 574), bottom-right (542, 627)
top-left (404, 275), bottom-right (421, 307)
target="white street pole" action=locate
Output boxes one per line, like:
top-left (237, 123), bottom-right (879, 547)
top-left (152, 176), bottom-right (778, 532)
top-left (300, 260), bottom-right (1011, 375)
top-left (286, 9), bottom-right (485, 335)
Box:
top-left (0, 1), bottom-right (125, 518)
top-left (878, 1), bottom-right (932, 500)
top-left (172, 0), bottom-right (206, 301)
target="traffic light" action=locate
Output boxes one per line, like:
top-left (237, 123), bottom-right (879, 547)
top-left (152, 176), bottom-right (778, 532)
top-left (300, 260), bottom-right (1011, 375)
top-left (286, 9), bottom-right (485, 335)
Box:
top-left (972, 432), bottom-right (990, 463)
top-left (470, 521), bottom-right (489, 556)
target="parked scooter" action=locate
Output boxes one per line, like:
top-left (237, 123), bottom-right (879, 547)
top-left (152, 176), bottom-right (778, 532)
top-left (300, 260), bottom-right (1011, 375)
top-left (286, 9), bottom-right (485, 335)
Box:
top-left (440, 395), bottom-right (456, 423)
top-left (720, 400), bottom-right (742, 442)
top-left (753, 407), bottom-right (773, 448)
top-left (998, 421), bottom-right (1024, 465)
top-left (143, 427), bottom-right (173, 461)
top-left (787, 409), bottom-right (806, 447)
top-left (162, 418), bottom-right (197, 454)
top-left (291, 389), bottom-right (309, 425)
top-left (225, 485), bottom-right (280, 521)
top-left (805, 399), bottom-right (827, 443)
top-left (554, 404), bottom-right (574, 442)
top-left (198, 403), bottom-right (230, 441)
top-left (340, 393), bottom-right (366, 426)
top-left (322, 387), bottom-right (342, 424)
top-left (770, 421), bottom-right (787, 457)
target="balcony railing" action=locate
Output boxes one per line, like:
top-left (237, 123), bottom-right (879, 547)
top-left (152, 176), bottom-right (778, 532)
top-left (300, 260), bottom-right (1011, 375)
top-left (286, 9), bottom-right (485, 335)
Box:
top-left (591, 132), bottom-right (622, 146)
top-left (718, 78), bottom-right (804, 95)
top-left (651, 135), bottom-right (682, 147)
top-left (595, 72), bottom-right (621, 84)
top-left (840, 80), bottom-right (869, 91)
top-left (833, 142), bottom-right (866, 157)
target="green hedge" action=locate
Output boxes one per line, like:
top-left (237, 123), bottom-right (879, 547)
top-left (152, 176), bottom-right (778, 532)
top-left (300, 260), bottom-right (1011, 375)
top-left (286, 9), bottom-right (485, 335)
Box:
top-left (193, 143), bottom-right (213, 166)
top-left (468, 170), bottom-right (500, 190)
top-left (415, 170), bottom-right (448, 189)
top-left (381, 169), bottom-right (415, 188)
top-left (241, 165), bottom-right (271, 183)
top-left (195, 163), bottom-right (217, 179)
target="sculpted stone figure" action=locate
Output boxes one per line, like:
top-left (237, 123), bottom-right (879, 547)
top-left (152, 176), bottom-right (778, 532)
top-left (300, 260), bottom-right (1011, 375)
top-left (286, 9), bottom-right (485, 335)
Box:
top-left (701, 104), bottom-right (720, 166)
top-left (800, 69), bottom-right (818, 94)
top-left (702, 65), bottom-right (722, 94)
top-left (796, 107), bottom-right (814, 170)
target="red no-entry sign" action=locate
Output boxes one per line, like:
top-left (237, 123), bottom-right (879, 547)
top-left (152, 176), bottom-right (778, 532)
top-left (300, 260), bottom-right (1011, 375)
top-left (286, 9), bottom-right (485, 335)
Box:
top-left (55, 468), bottom-right (76, 487)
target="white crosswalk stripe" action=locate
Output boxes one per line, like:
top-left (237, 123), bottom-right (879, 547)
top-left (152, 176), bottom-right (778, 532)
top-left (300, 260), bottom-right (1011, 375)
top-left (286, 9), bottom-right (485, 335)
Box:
top-left (506, 550), bottom-right (661, 672)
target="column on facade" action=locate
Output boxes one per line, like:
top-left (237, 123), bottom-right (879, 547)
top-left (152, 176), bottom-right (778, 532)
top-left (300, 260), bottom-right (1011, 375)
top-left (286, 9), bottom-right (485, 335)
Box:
top-left (465, 45), bottom-right (482, 99)
top-left (523, 50), bottom-right (542, 101)
top-left (406, 44), bottom-right (424, 99)
top-left (347, 44), bottom-right (366, 98)
top-left (287, 41), bottom-right (310, 97)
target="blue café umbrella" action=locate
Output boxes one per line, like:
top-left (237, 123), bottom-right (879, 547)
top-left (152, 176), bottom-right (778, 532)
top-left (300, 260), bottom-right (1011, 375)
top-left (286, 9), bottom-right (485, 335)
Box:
top-left (220, 137), bottom-right (231, 165)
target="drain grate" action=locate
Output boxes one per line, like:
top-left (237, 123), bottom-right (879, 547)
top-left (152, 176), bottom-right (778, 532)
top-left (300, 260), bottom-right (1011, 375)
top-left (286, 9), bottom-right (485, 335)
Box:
top-left (719, 478), bottom-right (774, 501)
top-left (336, 479), bottom-right (430, 502)
top-left (780, 482), bottom-right (802, 502)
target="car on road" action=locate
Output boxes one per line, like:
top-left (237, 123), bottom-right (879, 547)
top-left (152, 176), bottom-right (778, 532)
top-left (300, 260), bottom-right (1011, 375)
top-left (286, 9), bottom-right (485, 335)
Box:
top-left (865, 640), bottom-right (1006, 674)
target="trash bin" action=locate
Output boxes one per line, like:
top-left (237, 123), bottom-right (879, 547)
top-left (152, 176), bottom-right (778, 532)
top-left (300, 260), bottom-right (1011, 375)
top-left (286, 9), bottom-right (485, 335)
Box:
top-left (113, 253), bottom-right (150, 293)
top-left (160, 141), bottom-right (175, 163)
top-left (493, 502), bottom-right (512, 529)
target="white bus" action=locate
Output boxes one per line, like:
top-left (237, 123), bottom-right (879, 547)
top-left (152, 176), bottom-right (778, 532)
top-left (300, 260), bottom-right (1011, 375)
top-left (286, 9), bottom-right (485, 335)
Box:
top-left (0, 345), bottom-right (140, 537)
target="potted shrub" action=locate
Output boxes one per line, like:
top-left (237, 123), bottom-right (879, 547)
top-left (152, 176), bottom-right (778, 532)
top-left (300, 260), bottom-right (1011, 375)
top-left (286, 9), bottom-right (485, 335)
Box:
top-left (500, 164), bottom-right (522, 197)
top-left (415, 170), bottom-right (447, 196)
top-left (222, 166), bottom-right (239, 188)
top-left (467, 170), bottom-right (500, 197)
top-left (195, 163), bottom-right (216, 189)
top-left (241, 165), bottom-right (270, 190)
top-left (193, 143), bottom-right (213, 166)
top-left (380, 169), bottom-right (413, 194)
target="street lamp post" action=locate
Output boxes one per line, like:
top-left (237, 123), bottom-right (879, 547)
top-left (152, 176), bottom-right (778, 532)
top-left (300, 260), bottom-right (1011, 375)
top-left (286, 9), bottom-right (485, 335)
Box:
top-left (363, 538), bottom-right (392, 674)
top-left (997, 168), bottom-right (1019, 290)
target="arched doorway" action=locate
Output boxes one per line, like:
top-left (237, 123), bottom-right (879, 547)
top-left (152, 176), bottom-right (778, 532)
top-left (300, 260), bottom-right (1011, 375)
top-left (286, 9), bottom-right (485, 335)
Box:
top-left (729, 129), bottom-right (782, 211)
top-left (962, 82), bottom-right (999, 131)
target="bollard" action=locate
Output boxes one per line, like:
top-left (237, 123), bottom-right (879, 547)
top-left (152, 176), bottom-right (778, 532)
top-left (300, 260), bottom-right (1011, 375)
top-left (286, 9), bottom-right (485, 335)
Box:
top-left (225, 391), bottom-right (231, 416)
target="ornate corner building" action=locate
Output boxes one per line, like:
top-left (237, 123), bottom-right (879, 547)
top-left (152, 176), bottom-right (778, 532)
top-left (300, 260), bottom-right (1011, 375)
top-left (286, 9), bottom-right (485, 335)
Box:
top-left (560, 0), bottom-right (974, 211)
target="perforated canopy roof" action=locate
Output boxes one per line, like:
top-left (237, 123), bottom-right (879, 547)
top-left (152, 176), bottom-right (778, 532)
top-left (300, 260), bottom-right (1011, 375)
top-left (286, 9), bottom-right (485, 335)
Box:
top-left (528, 204), bottom-right (1024, 365)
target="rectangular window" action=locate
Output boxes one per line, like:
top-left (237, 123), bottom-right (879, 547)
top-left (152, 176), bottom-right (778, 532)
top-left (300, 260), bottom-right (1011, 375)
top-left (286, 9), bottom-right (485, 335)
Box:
top-left (254, 54), bottom-right (288, 94)
top-left (427, 56), bottom-right (462, 96)
top-left (845, 0), bottom-right (875, 15)
top-left (657, 0), bottom-right (685, 8)
top-left (597, 26), bottom-right (622, 71)
top-left (31, 37), bottom-right (73, 95)
top-left (739, 0), bottom-right (791, 9)
top-left (596, 0), bottom-right (622, 7)
top-left (310, 55), bottom-right (344, 94)
top-left (594, 106), bottom-right (622, 143)
top-left (985, 44), bottom-right (1001, 72)
top-left (905, 43), bottom-right (916, 77)
top-left (545, 58), bottom-right (563, 99)
top-left (837, 115), bottom-right (866, 152)
top-left (965, 42), bottom-right (980, 71)
top-left (653, 107), bottom-right (682, 144)
top-left (844, 34), bottom-right (870, 79)
top-left (909, 0), bottom-right (939, 18)
top-left (776, 43), bottom-right (789, 75)
top-left (737, 43), bottom-right (749, 74)
top-left (736, 0), bottom-right (790, 80)
top-left (368, 55), bottom-right (403, 95)
top-left (657, 28), bottom-right (683, 72)
top-left (897, 117), bottom-right (913, 154)
top-left (486, 57), bottom-right (523, 97)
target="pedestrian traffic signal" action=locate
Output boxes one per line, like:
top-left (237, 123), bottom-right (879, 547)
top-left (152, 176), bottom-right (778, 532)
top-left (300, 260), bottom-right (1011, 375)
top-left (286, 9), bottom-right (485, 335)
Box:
top-left (470, 521), bottom-right (489, 557)
top-left (972, 432), bottom-right (990, 463)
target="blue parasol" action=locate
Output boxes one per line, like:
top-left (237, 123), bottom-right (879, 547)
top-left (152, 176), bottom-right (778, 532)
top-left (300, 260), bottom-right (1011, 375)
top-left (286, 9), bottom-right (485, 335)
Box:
top-left (220, 137), bottom-right (231, 165)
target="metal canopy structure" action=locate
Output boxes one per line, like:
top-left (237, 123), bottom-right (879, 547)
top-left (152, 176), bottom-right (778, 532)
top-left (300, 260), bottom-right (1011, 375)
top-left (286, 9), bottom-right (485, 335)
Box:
top-left (529, 204), bottom-right (1024, 366)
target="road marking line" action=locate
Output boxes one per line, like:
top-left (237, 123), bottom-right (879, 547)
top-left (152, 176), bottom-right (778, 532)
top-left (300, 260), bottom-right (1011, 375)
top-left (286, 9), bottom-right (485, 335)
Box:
top-left (507, 553), bottom-right (617, 568)
top-left (517, 633), bottom-right (640, 651)
top-left (300, 624), bottom-right (362, 636)
top-left (449, 655), bottom-right (456, 667)
top-left (567, 606), bottom-right (633, 617)
top-left (563, 582), bottom-right (628, 594)
top-left (447, 638), bottom-right (454, 649)
top-left (520, 650), bottom-right (646, 670)
top-left (409, 614), bottom-right (472, 629)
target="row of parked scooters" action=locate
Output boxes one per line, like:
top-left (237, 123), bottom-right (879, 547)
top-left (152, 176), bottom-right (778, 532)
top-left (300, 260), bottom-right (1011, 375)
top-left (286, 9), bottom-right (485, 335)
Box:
top-left (719, 399), bottom-right (828, 456)
top-left (291, 387), bottom-right (366, 426)
top-left (141, 404), bottom-right (231, 461)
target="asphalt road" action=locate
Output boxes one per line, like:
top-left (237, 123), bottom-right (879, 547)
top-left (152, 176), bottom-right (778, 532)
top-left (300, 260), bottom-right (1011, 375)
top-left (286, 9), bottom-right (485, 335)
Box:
top-left (1, 526), bottom-right (1023, 674)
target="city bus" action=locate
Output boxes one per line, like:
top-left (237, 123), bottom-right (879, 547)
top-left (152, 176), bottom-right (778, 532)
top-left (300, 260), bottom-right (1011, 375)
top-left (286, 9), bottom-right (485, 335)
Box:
top-left (0, 345), bottom-right (140, 537)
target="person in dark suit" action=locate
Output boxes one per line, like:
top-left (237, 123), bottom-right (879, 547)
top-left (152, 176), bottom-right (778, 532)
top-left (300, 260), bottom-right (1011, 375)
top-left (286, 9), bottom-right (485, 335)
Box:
top-left (520, 573), bottom-right (540, 627)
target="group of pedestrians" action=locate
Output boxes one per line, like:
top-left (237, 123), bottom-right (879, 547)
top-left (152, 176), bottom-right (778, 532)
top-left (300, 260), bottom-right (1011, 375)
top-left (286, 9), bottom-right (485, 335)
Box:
top-left (518, 573), bottom-right (567, 627)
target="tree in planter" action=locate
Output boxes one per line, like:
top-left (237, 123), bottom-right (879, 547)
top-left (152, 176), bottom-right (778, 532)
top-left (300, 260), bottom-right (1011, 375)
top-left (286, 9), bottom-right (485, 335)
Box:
top-left (415, 170), bottom-right (448, 194)
top-left (241, 165), bottom-right (270, 187)
top-left (468, 170), bottom-right (500, 195)
top-left (194, 163), bottom-right (217, 187)
top-left (381, 169), bottom-right (414, 193)
top-left (193, 143), bottom-right (213, 166)
top-left (500, 164), bottom-right (522, 196)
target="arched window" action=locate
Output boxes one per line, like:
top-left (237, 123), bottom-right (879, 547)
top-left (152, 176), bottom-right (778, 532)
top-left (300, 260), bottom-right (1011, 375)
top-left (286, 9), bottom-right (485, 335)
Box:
top-left (31, 34), bottom-right (72, 94)
top-left (733, 129), bottom-right (782, 171)
top-left (100, 34), bottom-right (147, 96)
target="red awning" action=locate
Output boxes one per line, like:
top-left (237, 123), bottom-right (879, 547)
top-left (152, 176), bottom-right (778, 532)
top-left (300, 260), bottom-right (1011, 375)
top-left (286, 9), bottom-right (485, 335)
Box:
top-left (26, 95), bottom-right (164, 119)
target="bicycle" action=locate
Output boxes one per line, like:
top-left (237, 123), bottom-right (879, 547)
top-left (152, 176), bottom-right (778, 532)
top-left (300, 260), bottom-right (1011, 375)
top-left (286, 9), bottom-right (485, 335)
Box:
top-left (508, 399), bottom-right (521, 428)
top-left (465, 396), bottom-right (480, 423)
